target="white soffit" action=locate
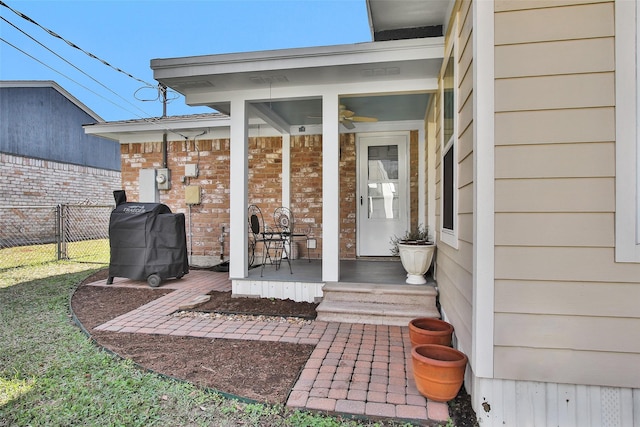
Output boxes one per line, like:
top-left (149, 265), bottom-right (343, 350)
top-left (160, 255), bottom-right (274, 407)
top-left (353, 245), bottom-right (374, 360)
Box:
top-left (367, 0), bottom-right (452, 33)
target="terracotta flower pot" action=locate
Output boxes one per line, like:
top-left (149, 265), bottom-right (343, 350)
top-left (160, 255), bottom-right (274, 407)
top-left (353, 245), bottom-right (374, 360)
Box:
top-left (411, 344), bottom-right (467, 402)
top-left (408, 317), bottom-right (454, 347)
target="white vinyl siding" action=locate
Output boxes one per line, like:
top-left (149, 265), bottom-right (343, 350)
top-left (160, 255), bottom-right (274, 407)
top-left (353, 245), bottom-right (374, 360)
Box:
top-left (435, 0), bottom-right (474, 367)
top-left (473, 2), bottom-right (640, 425)
top-left (493, 0), bottom-right (640, 389)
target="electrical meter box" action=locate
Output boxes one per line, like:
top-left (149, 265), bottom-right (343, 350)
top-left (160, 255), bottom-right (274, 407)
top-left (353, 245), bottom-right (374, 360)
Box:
top-left (156, 168), bottom-right (171, 190)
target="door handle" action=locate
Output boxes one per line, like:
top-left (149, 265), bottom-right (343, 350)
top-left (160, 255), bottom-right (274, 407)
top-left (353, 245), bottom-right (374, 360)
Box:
top-left (360, 196), bottom-right (363, 205)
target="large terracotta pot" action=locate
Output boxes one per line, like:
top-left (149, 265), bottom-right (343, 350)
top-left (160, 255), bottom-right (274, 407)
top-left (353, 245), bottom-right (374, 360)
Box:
top-left (397, 242), bottom-right (435, 284)
top-left (411, 344), bottom-right (467, 402)
top-left (408, 318), bottom-right (454, 347)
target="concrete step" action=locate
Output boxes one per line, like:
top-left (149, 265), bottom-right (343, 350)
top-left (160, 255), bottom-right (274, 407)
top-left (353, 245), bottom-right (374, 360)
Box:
top-left (316, 300), bottom-right (440, 326)
top-left (316, 282), bottom-right (440, 326)
top-left (321, 282), bottom-right (437, 305)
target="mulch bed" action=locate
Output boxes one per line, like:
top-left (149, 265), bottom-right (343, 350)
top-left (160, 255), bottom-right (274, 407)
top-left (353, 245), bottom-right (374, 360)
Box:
top-left (71, 269), bottom-right (314, 404)
top-left (70, 268), bottom-right (478, 425)
top-left (190, 291), bottom-right (318, 319)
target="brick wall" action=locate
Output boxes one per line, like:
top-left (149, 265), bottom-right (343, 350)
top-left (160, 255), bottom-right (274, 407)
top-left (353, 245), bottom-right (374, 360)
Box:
top-left (120, 138), bottom-right (232, 263)
top-left (118, 130), bottom-right (420, 265)
top-left (0, 152), bottom-right (121, 206)
top-left (291, 134), bottom-right (324, 259)
top-left (249, 137), bottom-right (283, 215)
top-left (410, 131), bottom-right (419, 231)
top-left (339, 133), bottom-right (357, 259)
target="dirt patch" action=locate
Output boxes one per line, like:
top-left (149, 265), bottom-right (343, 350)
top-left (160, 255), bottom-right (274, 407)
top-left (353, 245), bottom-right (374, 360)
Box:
top-left (71, 268), bottom-right (478, 424)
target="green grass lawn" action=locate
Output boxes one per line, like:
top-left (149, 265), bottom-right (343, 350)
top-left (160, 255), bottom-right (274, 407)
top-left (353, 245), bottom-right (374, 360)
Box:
top-left (0, 239), bottom-right (110, 271)
top-left (0, 261), bottom-right (413, 427)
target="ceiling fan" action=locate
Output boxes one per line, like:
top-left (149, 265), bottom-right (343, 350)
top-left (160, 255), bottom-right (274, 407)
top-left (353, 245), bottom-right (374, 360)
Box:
top-left (308, 104), bottom-right (378, 129)
top-left (339, 104), bottom-right (378, 129)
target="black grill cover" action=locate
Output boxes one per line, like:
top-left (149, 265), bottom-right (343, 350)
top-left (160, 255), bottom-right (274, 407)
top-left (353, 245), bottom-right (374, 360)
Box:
top-left (108, 202), bottom-right (189, 282)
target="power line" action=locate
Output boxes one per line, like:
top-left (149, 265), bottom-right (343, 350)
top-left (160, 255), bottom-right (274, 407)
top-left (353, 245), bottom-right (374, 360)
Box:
top-left (0, 0), bottom-right (155, 87)
top-left (0, 37), bottom-right (190, 140)
top-left (0, 14), bottom-right (158, 120)
top-left (0, 37), bottom-right (132, 115)
top-left (0, 0), bottom-right (187, 120)
top-left (0, 1), bottom-right (199, 138)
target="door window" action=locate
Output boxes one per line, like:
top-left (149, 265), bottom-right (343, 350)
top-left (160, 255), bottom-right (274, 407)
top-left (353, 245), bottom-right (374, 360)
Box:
top-left (367, 145), bottom-right (399, 219)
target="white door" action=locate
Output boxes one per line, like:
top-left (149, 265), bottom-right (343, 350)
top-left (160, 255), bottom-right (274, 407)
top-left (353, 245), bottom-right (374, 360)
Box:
top-left (357, 133), bottom-right (409, 256)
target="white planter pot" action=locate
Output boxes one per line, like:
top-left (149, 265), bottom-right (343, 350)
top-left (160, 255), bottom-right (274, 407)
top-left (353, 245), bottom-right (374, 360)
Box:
top-left (397, 242), bottom-right (435, 284)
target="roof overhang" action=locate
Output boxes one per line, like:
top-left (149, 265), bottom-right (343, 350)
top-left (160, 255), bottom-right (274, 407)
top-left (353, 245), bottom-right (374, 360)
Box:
top-left (152, 38), bottom-right (443, 85)
top-left (150, 38), bottom-right (443, 131)
top-left (83, 114), bottom-right (237, 143)
top-left (366, 0), bottom-right (453, 40)
top-left (151, 37), bottom-right (443, 101)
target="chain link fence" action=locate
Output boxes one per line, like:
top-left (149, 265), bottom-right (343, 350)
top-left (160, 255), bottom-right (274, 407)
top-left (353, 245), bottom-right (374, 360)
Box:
top-left (0, 205), bottom-right (113, 270)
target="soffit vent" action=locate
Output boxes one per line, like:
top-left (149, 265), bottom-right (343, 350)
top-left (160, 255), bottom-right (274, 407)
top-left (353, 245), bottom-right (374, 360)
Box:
top-left (249, 75), bottom-right (289, 84)
top-left (174, 80), bottom-right (215, 90)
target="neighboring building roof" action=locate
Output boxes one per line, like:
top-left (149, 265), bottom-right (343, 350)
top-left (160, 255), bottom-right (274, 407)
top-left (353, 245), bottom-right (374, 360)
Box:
top-left (83, 112), bottom-right (236, 142)
top-left (94, 112), bottom-right (227, 126)
top-left (0, 80), bottom-right (104, 123)
top-left (0, 80), bottom-right (120, 170)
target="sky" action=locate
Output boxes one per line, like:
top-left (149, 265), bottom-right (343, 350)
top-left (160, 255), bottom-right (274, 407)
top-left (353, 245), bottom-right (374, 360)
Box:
top-left (0, 0), bottom-right (371, 122)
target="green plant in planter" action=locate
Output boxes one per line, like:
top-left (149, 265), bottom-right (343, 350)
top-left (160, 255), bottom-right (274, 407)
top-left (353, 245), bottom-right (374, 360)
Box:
top-left (389, 224), bottom-right (433, 256)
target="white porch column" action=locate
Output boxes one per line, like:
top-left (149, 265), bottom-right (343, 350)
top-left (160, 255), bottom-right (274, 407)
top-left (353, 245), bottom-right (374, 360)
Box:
top-left (322, 94), bottom-right (340, 282)
top-left (229, 97), bottom-right (249, 279)
top-left (472, 0), bottom-right (495, 378)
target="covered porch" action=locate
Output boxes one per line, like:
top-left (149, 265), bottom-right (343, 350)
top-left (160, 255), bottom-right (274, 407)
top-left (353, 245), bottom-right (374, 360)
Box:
top-left (151, 37), bottom-right (444, 298)
top-left (147, 3), bottom-right (450, 327)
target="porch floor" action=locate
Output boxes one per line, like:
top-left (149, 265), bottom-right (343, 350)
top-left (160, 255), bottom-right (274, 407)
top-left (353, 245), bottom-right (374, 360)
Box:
top-left (86, 269), bottom-right (449, 424)
top-left (248, 258), bottom-right (414, 285)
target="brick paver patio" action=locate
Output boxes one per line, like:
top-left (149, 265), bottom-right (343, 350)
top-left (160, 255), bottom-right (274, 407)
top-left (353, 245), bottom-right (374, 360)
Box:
top-left (88, 270), bottom-right (450, 423)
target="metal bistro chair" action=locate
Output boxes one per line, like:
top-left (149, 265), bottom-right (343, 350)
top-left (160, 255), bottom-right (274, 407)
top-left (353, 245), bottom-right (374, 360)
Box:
top-left (273, 206), bottom-right (311, 262)
top-left (248, 204), bottom-right (292, 277)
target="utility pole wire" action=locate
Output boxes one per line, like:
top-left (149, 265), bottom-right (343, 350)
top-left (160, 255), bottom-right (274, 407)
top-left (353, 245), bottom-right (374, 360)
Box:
top-left (1, 36), bottom-right (190, 139)
top-left (0, 37), bottom-right (132, 117)
top-left (0, 15), bottom-right (156, 120)
top-left (0, 0), bottom-right (155, 87)
top-left (0, 1), bottom-right (195, 138)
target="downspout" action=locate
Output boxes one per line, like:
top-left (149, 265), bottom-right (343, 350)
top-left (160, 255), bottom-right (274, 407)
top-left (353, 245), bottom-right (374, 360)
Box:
top-left (160, 83), bottom-right (168, 168)
top-left (188, 204), bottom-right (192, 264)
